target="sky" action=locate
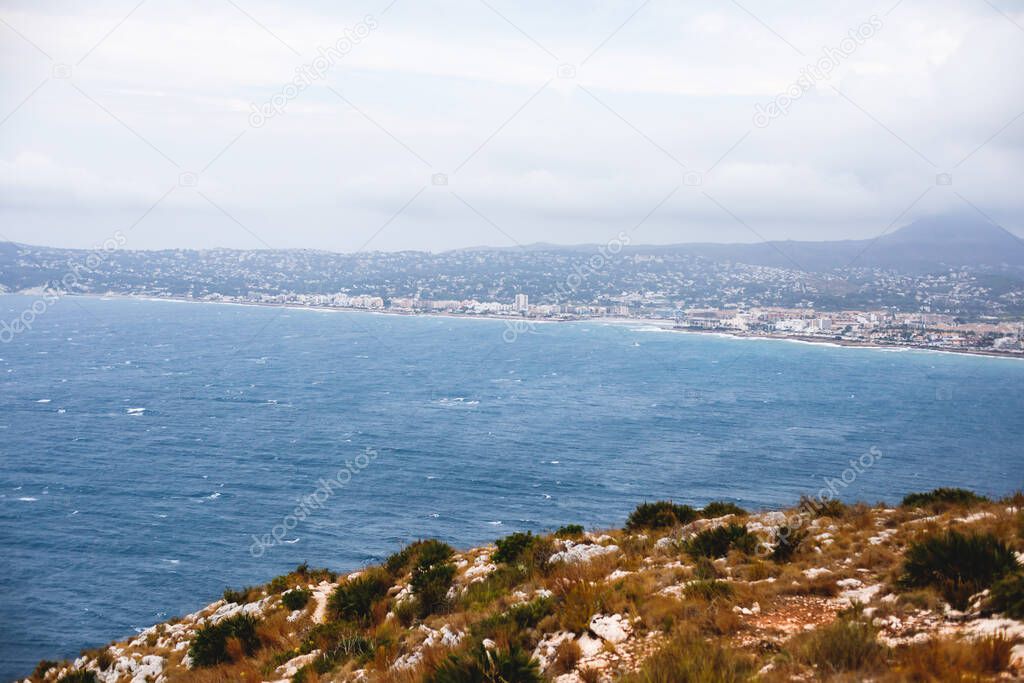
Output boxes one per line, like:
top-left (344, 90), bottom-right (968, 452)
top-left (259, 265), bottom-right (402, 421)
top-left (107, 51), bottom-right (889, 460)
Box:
top-left (0, 0), bottom-right (1022, 252)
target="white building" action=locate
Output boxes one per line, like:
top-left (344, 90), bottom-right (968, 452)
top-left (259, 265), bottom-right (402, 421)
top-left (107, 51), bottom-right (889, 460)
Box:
top-left (514, 293), bottom-right (529, 312)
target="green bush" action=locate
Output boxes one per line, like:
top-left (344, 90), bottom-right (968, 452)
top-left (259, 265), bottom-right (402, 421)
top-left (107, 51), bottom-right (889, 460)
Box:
top-left (684, 523), bottom-right (758, 559)
top-left (460, 565), bottom-right (529, 610)
top-left (900, 530), bottom-right (1017, 609)
top-left (626, 501), bottom-right (698, 530)
top-left (385, 539), bottom-right (454, 576)
top-left (281, 588), bottom-right (312, 611)
top-left (491, 531), bottom-right (552, 574)
top-left (56, 672), bottom-right (98, 683)
top-left (33, 660), bottom-right (58, 679)
top-left (471, 597), bottom-right (554, 646)
top-left (222, 586), bottom-right (259, 604)
top-left (771, 526), bottom-right (808, 563)
top-left (493, 532), bottom-right (537, 564)
top-left (327, 568), bottom-right (391, 624)
top-left (187, 613), bottom-right (261, 667)
top-left (298, 622), bottom-right (375, 676)
top-left (701, 501), bottom-right (747, 518)
top-left (795, 616), bottom-right (884, 673)
top-left (902, 488), bottom-right (988, 509)
top-left (555, 524), bottom-right (585, 538)
top-left (989, 571), bottom-right (1024, 618)
top-left (426, 645), bottom-right (542, 683)
top-left (411, 561), bottom-right (456, 617)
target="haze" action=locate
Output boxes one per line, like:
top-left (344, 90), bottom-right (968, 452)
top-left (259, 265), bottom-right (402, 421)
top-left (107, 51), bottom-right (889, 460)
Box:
top-left (1, 0), bottom-right (1022, 252)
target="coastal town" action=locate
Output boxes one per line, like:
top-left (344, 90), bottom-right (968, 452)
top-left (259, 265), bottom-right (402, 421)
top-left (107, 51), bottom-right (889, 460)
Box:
top-left (196, 289), bottom-right (1024, 356)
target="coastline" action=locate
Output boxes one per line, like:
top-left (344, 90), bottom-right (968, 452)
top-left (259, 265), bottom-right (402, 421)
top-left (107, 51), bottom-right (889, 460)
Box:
top-left (46, 292), bottom-right (1024, 362)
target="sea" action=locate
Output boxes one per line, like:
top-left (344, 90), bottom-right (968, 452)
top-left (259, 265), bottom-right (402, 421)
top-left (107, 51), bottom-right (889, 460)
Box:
top-left (1, 294), bottom-right (1022, 678)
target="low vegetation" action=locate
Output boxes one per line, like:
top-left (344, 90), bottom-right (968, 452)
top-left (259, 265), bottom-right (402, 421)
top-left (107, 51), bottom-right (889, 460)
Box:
top-left (625, 501), bottom-right (698, 529)
top-left (425, 645), bottom-right (542, 683)
top-left (683, 523), bottom-right (758, 559)
top-left (328, 568), bottom-right (391, 624)
top-left (620, 629), bottom-right (753, 683)
top-left (187, 613), bottom-right (261, 667)
top-left (902, 487), bottom-right (989, 509)
top-left (899, 529), bottom-right (1017, 608)
top-left (31, 488), bottom-right (1024, 682)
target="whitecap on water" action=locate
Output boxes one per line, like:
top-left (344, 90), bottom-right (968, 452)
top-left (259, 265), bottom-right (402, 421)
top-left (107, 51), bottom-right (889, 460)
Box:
top-left (488, 520), bottom-right (503, 526)
top-left (126, 407), bottom-right (146, 415)
top-left (35, 399), bottom-right (51, 403)
top-left (17, 497), bottom-right (37, 502)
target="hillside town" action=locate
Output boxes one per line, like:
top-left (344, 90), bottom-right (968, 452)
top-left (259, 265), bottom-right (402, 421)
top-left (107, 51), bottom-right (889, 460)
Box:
top-left (197, 289), bottom-right (1024, 356)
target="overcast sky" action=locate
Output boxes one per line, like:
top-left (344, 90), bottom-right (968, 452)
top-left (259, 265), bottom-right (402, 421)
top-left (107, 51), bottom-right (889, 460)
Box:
top-left (0, 0), bottom-right (1022, 252)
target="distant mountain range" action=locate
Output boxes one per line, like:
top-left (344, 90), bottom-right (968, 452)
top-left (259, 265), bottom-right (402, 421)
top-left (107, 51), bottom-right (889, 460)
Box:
top-left (2, 213), bottom-right (1023, 317)
top-left (475, 214), bottom-right (1024, 273)
top-left (2, 213), bottom-right (1022, 274)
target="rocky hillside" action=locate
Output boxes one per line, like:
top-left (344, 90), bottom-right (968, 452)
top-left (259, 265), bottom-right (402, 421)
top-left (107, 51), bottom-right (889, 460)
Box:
top-left (25, 489), bottom-right (1024, 682)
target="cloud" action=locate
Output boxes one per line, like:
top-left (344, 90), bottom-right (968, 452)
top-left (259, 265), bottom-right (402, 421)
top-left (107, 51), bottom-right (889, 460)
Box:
top-left (0, 0), bottom-right (1021, 249)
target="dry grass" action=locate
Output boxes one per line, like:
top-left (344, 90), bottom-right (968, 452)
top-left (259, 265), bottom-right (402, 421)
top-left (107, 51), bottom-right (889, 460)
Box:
top-left (883, 635), bottom-right (1014, 682)
top-left (619, 627), bottom-right (754, 683)
top-left (550, 638), bottom-right (582, 675)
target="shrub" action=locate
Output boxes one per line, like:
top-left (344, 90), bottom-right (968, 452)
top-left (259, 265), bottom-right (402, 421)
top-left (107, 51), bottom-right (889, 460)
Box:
top-left (281, 588), bottom-right (312, 611)
top-left (293, 562), bottom-right (335, 583)
top-left (33, 660), bottom-right (58, 679)
top-left (386, 539), bottom-right (454, 577)
top-left (460, 564), bottom-right (529, 610)
top-left (626, 501), bottom-right (698, 530)
top-left (493, 532), bottom-right (537, 564)
top-left (794, 616), bottom-right (884, 673)
top-left (297, 622), bottom-right (375, 675)
top-left (693, 557), bottom-right (721, 580)
top-left (557, 580), bottom-right (611, 633)
top-left (471, 597), bottom-right (554, 649)
top-left (492, 532), bottom-right (552, 574)
top-left (701, 501), bottom-right (746, 518)
top-left (555, 524), bottom-right (585, 538)
top-left (894, 634), bottom-right (1013, 678)
top-left (620, 629), bottom-right (753, 683)
top-left (328, 568), bottom-right (391, 624)
top-left (222, 585), bottom-right (259, 604)
top-left (989, 571), bottom-right (1024, 618)
top-left (426, 645), bottom-right (542, 683)
top-left (900, 530), bottom-right (1017, 609)
top-left (411, 560), bottom-right (456, 617)
top-left (188, 613), bottom-right (261, 667)
top-left (770, 526), bottom-right (808, 563)
top-left (551, 639), bottom-right (582, 675)
top-left (56, 672), bottom-right (98, 683)
top-left (684, 524), bottom-right (757, 559)
top-left (684, 579), bottom-right (733, 601)
top-left (902, 488), bottom-right (988, 509)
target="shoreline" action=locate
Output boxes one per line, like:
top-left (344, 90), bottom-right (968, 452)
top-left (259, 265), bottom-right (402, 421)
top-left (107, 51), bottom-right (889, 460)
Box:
top-left (9, 291), bottom-right (1023, 361)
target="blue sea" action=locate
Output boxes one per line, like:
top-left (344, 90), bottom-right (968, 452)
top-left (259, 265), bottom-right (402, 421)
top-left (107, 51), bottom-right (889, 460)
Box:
top-left (1, 295), bottom-right (1022, 678)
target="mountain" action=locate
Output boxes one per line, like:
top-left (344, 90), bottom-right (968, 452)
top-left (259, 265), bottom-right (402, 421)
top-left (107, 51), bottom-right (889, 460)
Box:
top-left (652, 214), bottom-right (1024, 272)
